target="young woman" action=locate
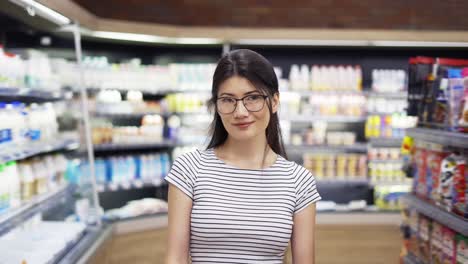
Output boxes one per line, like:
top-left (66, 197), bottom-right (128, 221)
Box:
top-left (165, 49), bottom-right (321, 264)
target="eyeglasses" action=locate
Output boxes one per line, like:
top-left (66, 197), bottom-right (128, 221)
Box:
top-left (216, 94), bottom-right (269, 114)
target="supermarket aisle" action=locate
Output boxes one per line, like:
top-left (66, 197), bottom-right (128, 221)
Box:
top-left (94, 225), bottom-right (402, 264)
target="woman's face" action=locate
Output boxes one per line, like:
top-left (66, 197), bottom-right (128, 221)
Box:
top-left (216, 76), bottom-right (279, 142)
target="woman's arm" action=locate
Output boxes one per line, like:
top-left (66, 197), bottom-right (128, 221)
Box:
top-left (291, 203), bottom-right (317, 264)
top-left (166, 184), bottom-right (193, 264)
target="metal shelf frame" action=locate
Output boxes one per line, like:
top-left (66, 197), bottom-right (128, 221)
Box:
top-left (406, 127), bottom-right (468, 149)
top-left (0, 138), bottom-right (80, 163)
top-left (401, 194), bottom-right (468, 236)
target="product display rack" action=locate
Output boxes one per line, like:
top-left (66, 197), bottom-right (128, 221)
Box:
top-left (286, 143), bottom-right (369, 153)
top-left (406, 127), bottom-right (468, 149)
top-left (282, 115), bottom-right (367, 123)
top-left (93, 140), bottom-right (180, 153)
top-left (0, 87), bottom-right (66, 103)
top-left (401, 194), bottom-right (468, 236)
top-left (97, 179), bottom-right (165, 193)
top-left (404, 253), bottom-right (425, 264)
top-left (0, 184), bottom-right (72, 235)
top-left (0, 137), bottom-right (80, 163)
top-left (368, 137), bottom-right (404, 147)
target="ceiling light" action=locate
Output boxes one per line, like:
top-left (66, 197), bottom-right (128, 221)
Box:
top-left (234, 39), bottom-right (371, 46)
top-left (371, 40), bottom-right (468, 48)
top-left (9, 0), bottom-right (71, 25)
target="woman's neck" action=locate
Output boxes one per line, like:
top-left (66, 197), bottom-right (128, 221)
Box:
top-left (215, 136), bottom-right (276, 169)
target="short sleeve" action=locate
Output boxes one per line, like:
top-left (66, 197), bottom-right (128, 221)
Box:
top-left (164, 151), bottom-right (200, 200)
top-left (294, 165), bottom-right (321, 213)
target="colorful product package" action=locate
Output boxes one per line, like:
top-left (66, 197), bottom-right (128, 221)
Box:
top-left (427, 144), bottom-right (451, 204)
top-left (437, 153), bottom-right (463, 212)
top-left (451, 154), bottom-right (467, 218)
top-left (442, 227), bottom-right (457, 264)
top-left (413, 142), bottom-right (428, 199)
top-left (431, 221), bottom-right (444, 264)
top-left (408, 209), bottom-right (420, 257)
top-left (455, 234), bottom-right (468, 264)
top-left (447, 69), bottom-right (466, 131)
top-left (458, 68), bottom-right (468, 132)
top-left (418, 215), bottom-right (432, 263)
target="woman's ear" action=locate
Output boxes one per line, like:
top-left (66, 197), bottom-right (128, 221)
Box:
top-left (272, 93), bottom-right (279, 114)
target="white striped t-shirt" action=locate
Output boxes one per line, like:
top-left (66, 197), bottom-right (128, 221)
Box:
top-left (165, 148), bottom-right (321, 264)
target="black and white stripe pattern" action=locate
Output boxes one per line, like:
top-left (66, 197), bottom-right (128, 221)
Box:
top-left (165, 149), bottom-right (321, 264)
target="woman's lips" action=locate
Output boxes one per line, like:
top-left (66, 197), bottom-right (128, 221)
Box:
top-left (232, 121), bottom-right (254, 129)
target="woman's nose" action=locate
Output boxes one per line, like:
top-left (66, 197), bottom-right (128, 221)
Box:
top-left (233, 100), bottom-right (249, 117)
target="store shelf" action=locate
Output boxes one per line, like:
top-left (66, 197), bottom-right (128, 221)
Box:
top-left (366, 91), bottom-right (408, 99)
top-left (281, 115), bottom-right (366, 123)
top-left (368, 137), bottom-right (403, 147)
top-left (401, 194), bottom-right (468, 236)
top-left (56, 225), bottom-right (113, 264)
top-left (286, 143), bottom-right (368, 153)
top-left (0, 87), bottom-right (66, 103)
top-left (316, 211), bottom-right (402, 225)
top-left (368, 159), bottom-right (404, 163)
top-left (0, 184), bottom-right (72, 235)
top-left (0, 137), bottom-right (80, 163)
top-left (403, 253), bottom-right (425, 264)
top-left (93, 140), bottom-right (179, 152)
top-left (282, 90), bottom-right (364, 97)
top-left (406, 127), bottom-right (468, 149)
top-left (97, 180), bottom-right (166, 192)
top-left (94, 111), bottom-right (210, 119)
top-left (317, 178), bottom-right (369, 185)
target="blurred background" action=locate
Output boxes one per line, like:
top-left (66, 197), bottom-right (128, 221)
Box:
top-left (0, 1), bottom-right (467, 263)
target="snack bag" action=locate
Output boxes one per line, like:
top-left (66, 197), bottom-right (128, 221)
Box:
top-left (437, 154), bottom-right (459, 211)
top-left (427, 145), bottom-right (451, 204)
top-left (408, 209), bottom-right (420, 257)
top-left (451, 154), bottom-right (467, 218)
top-left (459, 68), bottom-right (468, 132)
top-left (455, 234), bottom-right (468, 264)
top-left (413, 143), bottom-right (428, 199)
top-left (418, 215), bottom-right (432, 263)
top-left (441, 227), bottom-right (456, 264)
top-left (431, 222), bottom-right (444, 264)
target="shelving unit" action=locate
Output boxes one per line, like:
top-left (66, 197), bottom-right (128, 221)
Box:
top-left (0, 88), bottom-right (66, 103)
top-left (286, 143), bottom-right (368, 153)
top-left (406, 127), bottom-right (468, 149)
top-left (368, 137), bottom-right (403, 147)
top-left (93, 141), bottom-right (180, 152)
top-left (97, 180), bottom-right (165, 192)
top-left (0, 184), bottom-right (72, 235)
top-left (366, 91), bottom-right (408, 99)
top-left (281, 115), bottom-right (367, 123)
top-left (0, 137), bottom-right (80, 163)
top-left (401, 194), bottom-right (468, 236)
top-left (403, 254), bottom-right (424, 264)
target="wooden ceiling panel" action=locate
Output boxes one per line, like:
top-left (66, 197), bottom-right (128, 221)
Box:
top-left (71, 0), bottom-right (468, 31)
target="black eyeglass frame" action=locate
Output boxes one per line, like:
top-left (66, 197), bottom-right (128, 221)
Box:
top-left (216, 94), bottom-right (269, 114)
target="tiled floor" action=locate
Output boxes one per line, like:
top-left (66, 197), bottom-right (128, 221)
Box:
top-left (93, 224), bottom-right (402, 264)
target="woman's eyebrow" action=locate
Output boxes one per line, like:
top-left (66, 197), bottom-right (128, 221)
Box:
top-left (218, 90), bottom-right (260, 97)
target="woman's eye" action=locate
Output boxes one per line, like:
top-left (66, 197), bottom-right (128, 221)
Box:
top-left (221, 98), bottom-right (235, 104)
top-left (246, 95), bottom-right (261, 101)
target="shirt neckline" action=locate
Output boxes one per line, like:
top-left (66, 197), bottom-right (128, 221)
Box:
top-left (208, 148), bottom-right (281, 171)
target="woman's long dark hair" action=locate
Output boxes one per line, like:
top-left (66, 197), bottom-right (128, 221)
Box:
top-left (206, 49), bottom-right (287, 159)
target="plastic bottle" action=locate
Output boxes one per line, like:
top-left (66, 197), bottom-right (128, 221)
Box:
top-left (5, 161), bottom-right (21, 208)
top-left (0, 163), bottom-right (8, 212)
top-left (0, 102), bottom-right (6, 147)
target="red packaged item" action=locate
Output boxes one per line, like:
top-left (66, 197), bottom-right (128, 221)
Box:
top-left (456, 234), bottom-right (468, 264)
top-left (431, 222), bottom-right (444, 263)
top-left (418, 215), bottom-right (432, 263)
top-left (437, 154), bottom-right (460, 211)
top-left (451, 154), bottom-right (467, 218)
top-left (442, 227), bottom-right (457, 264)
top-left (426, 144), bottom-right (451, 204)
top-left (413, 143), bottom-right (428, 199)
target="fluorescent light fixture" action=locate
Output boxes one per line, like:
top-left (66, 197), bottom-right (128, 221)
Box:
top-left (234, 39), bottom-right (371, 46)
top-left (371, 40), bottom-right (468, 48)
top-left (91, 31), bottom-right (221, 45)
top-left (9, 0), bottom-right (71, 25)
top-left (91, 31), bottom-right (171, 43)
top-left (173, 37), bottom-right (222, 45)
